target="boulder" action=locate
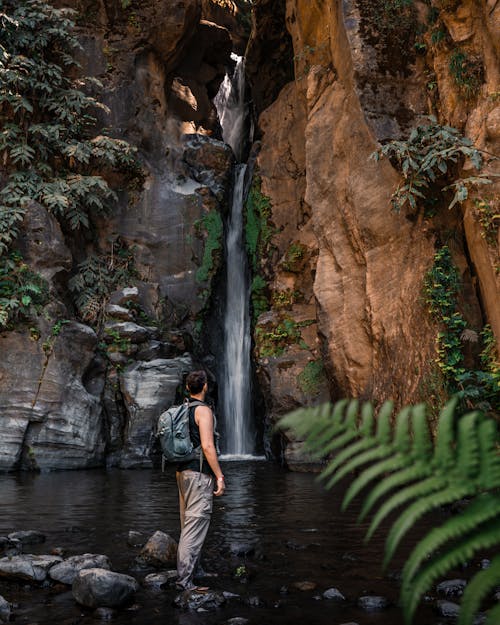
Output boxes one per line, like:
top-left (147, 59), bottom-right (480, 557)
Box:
top-left (105, 304), bottom-right (135, 321)
top-left (72, 568), bottom-right (139, 609)
top-left (357, 595), bottom-right (389, 611)
top-left (127, 531), bottom-right (146, 548)
top-left (174, 588), bottom-right (226, 610)
top-left (140, 531), bottom-right (178, 566)
top-left (103, 322), bottom-right (150, 344)
top-left (7, 530), bottom-right (46, 546)
top-left (323, 587), bottom-right (346, 600)
top-left (0, 595), bottom-right (10, 623)
top-left (49, 554), bottom-right (111, 585)
top-left (0, 554), bottom-right (62, 582)
top-left (0, 537), bottom-right (20, 557)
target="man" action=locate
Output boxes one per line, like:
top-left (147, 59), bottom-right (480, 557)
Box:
top-left (176, 370), bottom-right (225, 591)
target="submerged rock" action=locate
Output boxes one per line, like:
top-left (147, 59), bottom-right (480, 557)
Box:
top-left (174, 588), bottom-right (225, 610)
top-left (139, 531), bottom-right (177, 566)
top-left (292, 581), bottom-right (317, 591)
top-left (0, 595), bottom-right (11, 623)
top-left (127, 531), bottom-right (146, 548)
top-left (7, 530), bottom-right (46, 546)
top-left (0, 554), bottom-right (62, 582)
top-left (357, 595), bottom-right (389, 611)
top-left (143, 570), bottom-right (177, 589)
top-left (49, 553), bottom-right (111, 585)
top-left (323, 587), bottom-right (346, 600)
top-left (436, 579), bottom-right (467, 597)
top-left (436, 600), bottom-right (460, 619)
top-left (72, 568), bottom-right (139, 608)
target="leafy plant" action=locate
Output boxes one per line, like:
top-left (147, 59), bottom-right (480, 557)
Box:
top-left (298, 360), bottom-right (325, 396)
top-left (472, 197), bottom-right (499, 246)
top-left (279, 397), bottom-right (500, 625)
top-left (0, 251), bottom-right (49, 328)
top-left (255, 317), bottom-right (313, 358)
top-left (194, 210), bottom-right (224, 283)
top-left (449, 49), bottom-right (484, 100)
top-left (371, 117), bottom-right (493, 213)
top-left (0, 0), bottom-right (141, 256)
top-left (245, 174), bottom-right (274, 273)
top-left (281, 242), bottom-right (307, 273)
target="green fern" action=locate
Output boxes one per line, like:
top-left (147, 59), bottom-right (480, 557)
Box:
top-left (279, 397), bottom-right (500, 625)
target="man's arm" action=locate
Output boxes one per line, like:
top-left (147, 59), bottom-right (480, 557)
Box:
top-left (196, 405), bottom-right (225, 496)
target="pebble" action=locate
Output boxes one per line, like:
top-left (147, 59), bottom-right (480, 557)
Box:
top-left (436, 600), bottom-right (460, 618)
top-left (357, 595), bottom-right (389, 611)
top-left (292, 581), bottom-right (317, 591)
top-left (323, 587), bottom-right (346, 600)
top-left (0, 595), bottom-right (11, 622)
top-left (436, 579), bottom-right (467, 597)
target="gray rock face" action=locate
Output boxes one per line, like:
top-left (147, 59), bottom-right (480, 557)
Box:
top-left (72, 568), bottom-right (139, 609)
top-left (0, 322), bottom-right (104, 471)
top-left (119, 354), bottom-right (193, 467)
top-left (0, 554), bottom-right (62, 582)
top-left (0, 595), bottom-right (10, 623)
top-left (49, 554), bottom-right (111, 585)
top-left (103, 322), bottom-right (150, 344)
top-left (140, 531), bottom-right (178, 566)
top-left (174, 588), bottom-right (226, 610)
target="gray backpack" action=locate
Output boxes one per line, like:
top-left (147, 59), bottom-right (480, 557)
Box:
top-left (156, 399), bottom-right (220, 470)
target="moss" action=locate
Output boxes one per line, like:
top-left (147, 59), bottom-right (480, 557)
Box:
top-left (255, 317), bottom-right (315, 358)
top-left (195, 210), bottom-right (224, 283)
top-left (250, 274), bottom-right (269, 322)
top-left (245, 174), bottom-right (274, 273)
top-left (298, 360), bottom-right (325, 396)
top-left (282, 242), bottom-right (308, 273)
top-left (449, 49), bottom-right (484, 100)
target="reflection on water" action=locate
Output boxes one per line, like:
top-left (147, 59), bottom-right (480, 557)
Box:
top-left (0, 462), bottom-right (438, 625)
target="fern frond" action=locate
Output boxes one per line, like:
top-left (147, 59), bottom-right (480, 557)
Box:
top-left (433, 397), bottom-right (459, 470)
top-left (485, 603), bottom-right (500, 625)
top-left (403, 519), bottom-right (500, 624)
top-left (477, 420), bottom-right (500, 489)
top-left (458, 554), bottom-right (500, 625)
top-left (325, 444), bottom-right (394, 490)
top-left (402, 493), bottom-right (500, 584)
top-left (365, 475), bottom-right (446, 541)
top-left (383, 483), bottom-right (474, 568)
top-left (455, 411), bottom-right (482, 479)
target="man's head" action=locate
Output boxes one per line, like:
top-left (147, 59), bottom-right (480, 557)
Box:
top-left (186, 370), bottom-right (208, 395)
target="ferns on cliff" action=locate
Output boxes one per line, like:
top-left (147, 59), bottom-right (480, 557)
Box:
top-left (279, 398), bottom-right (500, 625)
top-left (0, 0), bottom-right (141, 256)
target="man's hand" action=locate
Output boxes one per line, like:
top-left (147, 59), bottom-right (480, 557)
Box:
top-left (214, 476), bottom-right (225, 496)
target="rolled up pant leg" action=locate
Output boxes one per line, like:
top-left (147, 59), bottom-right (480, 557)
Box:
top-left (176, 470), bottom-right (214, 590)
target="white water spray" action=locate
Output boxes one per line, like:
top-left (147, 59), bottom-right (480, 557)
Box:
top-left (215, 55), bottom-right (255, 457)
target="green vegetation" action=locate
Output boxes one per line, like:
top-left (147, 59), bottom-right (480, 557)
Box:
top-left (282, 242), bottom-right (307, 273)
top-left (0, 251), bottom-right (49, 328)
top-left (371, 117), bottom-right (493, 213)
top-left (250, 274), bottom-right (269, 323)
top-left (279, 397), bottom-right (500, 625)
top-left (194, 210), bottom-right (224, 283)
top-left (472, 197), bottom-right (499, 246)
top-left (449, 49), bottom-right (484, 100)
top-left (68, 241), bottom-right (136, 327)
top-left (423, 246), bottom-right (499, 412)
top-left (255, 317), bottom-right (313, 358)
top-left (272, 288), bottom-right (302, 311)
top-left (298, 360), bottom-right (325, 396)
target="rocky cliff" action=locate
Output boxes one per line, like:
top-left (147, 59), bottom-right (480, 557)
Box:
top-left (0, 0), bottom-right (498, 471)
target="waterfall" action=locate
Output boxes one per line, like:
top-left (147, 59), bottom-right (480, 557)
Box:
top-left (215, 55), bottom-right (256, 458)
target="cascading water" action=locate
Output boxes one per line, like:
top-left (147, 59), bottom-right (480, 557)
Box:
top-left (215, 55), bottom-right (255, 458)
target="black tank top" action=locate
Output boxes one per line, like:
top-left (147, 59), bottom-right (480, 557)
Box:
top-left (176, 401), bottom-right (215, 476)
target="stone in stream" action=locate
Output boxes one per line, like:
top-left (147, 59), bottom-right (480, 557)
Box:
top-left (436, 578), bottom-right (467, 597)
top-left (139, 531), bottom-right (177, 566)
top-left (72, 568), bottom-right (139, 608)
top-left (127, 531), bottom-right (146, 547)
top-left (93, 606), bottom-right (116, 620)
top-left (228, 541), bottom-right (255, 557)
top-left (357, 595), bottom-right (389, 611)
top-left (225, 618), bottom-right (249, 625)
top-left (292, 581), bottom-right (317, 591)
top-left (0, 554), bottom-right (62, 582)
top-left (174, 589), bottom-right (226, 610)
top-left (143, 570), bottom-right (177, 589)
top-left (0, 537), bottom-right (20, 557)
top-left (7, 530), bottom-right (46, 546)
top-left (322, 587), bottom-right (346, 600)
top-left (436, 600), bottom-right (461, 619)
top-left (0, 595), bottom-right (11, 623)
top-left (49, 554), bottom-right (111, 585)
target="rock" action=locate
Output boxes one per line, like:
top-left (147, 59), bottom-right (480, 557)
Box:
top-left (72, 568), bottom-right (139, 609)
top-left (105, 304), bottom-right (135, 322)
top-left (49, 554), bottom-right (111, 585)
top-left (481, 559), bottom-right (491, 569)
top-left (292, 581), bottom-right (317, 591)
top-left (246, 595), bottom-right (262, 607)
top-left (103, 322), bottom-right (150, 344)
top-left (357, 595), bottom-right (389, 611)
top-left (0, 595), bottom-right (10, 623)
top-left (0, 537), bottom-right (20, 557)
top-left (143, 571), bottom-right (177, 589)
top-left (7, 531), bottom-right (46, 546)
top-left (140, 531), bottom-right (178, 566)
top-left (174, 588), bottom-right (226, 610)
top-left (93, 606), bottom-right (116, 620)
top-left (436, 579), bottom-right (467, 597)
top-left (228, 542), bottom-right (255, 557)
top-left (118, 355), bottom-right (193, 467)
top-left (109, 288), bottom-right (140, 307)
top-left (127, 531), bottom-right (146, 548)
top-left (436, 600), bottom-right (461, 619)
top-left (0, 554), bottom-right (62, 582)
top-left (323, 587), bottom-right (346, 600)
top-left (225, 618), bottom-right (249, 625)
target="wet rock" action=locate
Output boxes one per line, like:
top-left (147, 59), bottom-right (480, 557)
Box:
top-left (481, 559), bottom-right (491, 569)
top-left (51, 547), bottom-right (65, 557)
top-left (93, 606), bottom-right (116, 620)
top-left (109, 287), bottom-right (140, 307)
top-left (323, 587), bottom-right (346, 600)
top-left (357, 595), bottom-right (389, 611)
top-left (103, 322), bottom-right (150, 344)
top-left (246, 595), bottom-right (262, 607)
top-left (174, 589), bottom-right (226, 610)
top-left (224, 618), bottom-right (249, 625)
top-left (143, 571), bottom-right (177, 589)
top-left (0, 595), bottom-right (11, 623)
top-left (222, 591), bottom-right (240, 600)
top-left (436, 600), bottom-right (460, 619)
top-left (0, 537), bottom-right (20, 557)
top-left (292, 581), bottom-right (317, 591)
top-left (229, 542), bottom-right (255, 557)
top-left (105, 304), bottom-right (135, 322)
top-left (0, 554), bottom-right (62, 582)
top-left (436, 579), bottom-right (467, 597)
top-left (49, 554), bottom-right (111, 585)
top-left (285, 540), bottom-right (307, 551)
top-left (72, 568), bottom-right (139, 609)
top-left (140, 531), bottom-right (177, 566)
top-left (7, 530), bottom-right (46, 546)
top-left (127, 531), bottom-right (146, 548)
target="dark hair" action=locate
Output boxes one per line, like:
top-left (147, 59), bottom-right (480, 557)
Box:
top-left (186, 370), bottom-right (207, 394)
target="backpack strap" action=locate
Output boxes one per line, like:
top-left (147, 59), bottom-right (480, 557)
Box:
top-left (188, 399), bottom-right (214, 476)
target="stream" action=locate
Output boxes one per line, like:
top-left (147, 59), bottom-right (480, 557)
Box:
top-left (0, 461), bottom-right (443, 625)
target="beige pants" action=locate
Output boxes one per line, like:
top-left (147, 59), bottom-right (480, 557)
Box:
top-left (176, 470), bottom-right (214, 590)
